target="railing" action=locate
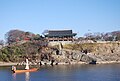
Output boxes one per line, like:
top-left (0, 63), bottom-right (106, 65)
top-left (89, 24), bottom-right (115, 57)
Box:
top-left (46, 37), bottom-right (75, 41)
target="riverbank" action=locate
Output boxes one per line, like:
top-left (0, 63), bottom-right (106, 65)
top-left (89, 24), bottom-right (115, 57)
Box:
top-left (0, 62), bottom-right (18, 66)
top-left (0, 61), bottom-right (120, 67)
top-left (56, 61), bottom-right (120, 65)
top-left (96, 61), bottom-right (120, 64)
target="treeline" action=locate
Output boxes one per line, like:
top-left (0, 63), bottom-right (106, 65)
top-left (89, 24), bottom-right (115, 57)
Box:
top-left (5, 29), bottom-right (44, 44)
top-left (0, 36), bottom-right (49, 62)
top-left (82, 30), bottom-right (120, 41)
top-left (0, 29), bottom-right (47, 62)
top-left (0, 29), bottom-right (44, 46)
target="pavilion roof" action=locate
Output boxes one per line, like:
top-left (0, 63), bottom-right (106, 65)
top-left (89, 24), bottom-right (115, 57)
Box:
top-left (44, 30), bottom-right (77, 37)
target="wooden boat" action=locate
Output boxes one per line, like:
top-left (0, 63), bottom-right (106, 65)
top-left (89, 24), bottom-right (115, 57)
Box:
top-left (13, 68), bottom-right (38, 73)
top-left (12, 59), bottom-right (38, 73)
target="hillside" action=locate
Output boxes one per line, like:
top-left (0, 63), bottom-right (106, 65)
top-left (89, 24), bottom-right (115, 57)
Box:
top-left (0, 41), bottom-right (47, 62)
top-left (0, 41), bottom-right (120, 65)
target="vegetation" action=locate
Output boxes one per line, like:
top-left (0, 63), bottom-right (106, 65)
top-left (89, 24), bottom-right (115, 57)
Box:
top-left (0, 41), bottom-right (47, 62)
top-left (0, 29), bottom-right (47, 62)
top-left (5, 29), bottom-right (43, 44)
top-left (83, 30), bottom-right (120, 41)
top-left (63, 43), bottom-right (97, 53)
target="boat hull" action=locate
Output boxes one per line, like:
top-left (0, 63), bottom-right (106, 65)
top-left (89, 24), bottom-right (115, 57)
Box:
top-left (13, 68), bottom-right (38, 73)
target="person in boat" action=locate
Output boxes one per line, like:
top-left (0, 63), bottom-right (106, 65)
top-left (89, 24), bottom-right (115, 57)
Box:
top-left (12, 66), bottom-right (16, 71)
top-left (12, 58), bottom-right (38, 73)
top-left (12, 58), bottom-right (29, 71)
top-left (25, 58), bottom-right (29, 70)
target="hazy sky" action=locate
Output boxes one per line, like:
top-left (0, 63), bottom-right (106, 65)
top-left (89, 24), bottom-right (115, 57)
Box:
top-left (0, 0), bottom-right (120, 40)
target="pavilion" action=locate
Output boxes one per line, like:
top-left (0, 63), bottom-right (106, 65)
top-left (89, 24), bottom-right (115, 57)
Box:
top-left (43, 30), bottom-right (77, 42)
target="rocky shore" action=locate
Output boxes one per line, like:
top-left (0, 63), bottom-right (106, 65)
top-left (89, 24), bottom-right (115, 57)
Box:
top-left (0, 41), bottom-right (120, 66)
top-left (0, 62), bottom-right (18, 66)
top-left (0, 60), bottom-right (120, 67)
top-left (96, 61), bottom-right (120, 64)
top-left (41, 42), bottom-right (120, 65)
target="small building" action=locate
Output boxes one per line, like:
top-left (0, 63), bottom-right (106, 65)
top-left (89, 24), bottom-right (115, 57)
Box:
top-left (43, 30), bottom-right (77, 42)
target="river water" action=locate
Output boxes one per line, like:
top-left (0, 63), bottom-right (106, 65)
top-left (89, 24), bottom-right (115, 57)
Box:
top-left (0, 64), bottom-right (120, 81)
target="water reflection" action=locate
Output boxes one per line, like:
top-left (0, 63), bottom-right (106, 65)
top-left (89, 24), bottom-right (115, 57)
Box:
top-left (12, 73), bottom-right (16, 81)
top-left (12, 72), bottom-right (30, 81)
top-left (25, 72), bottom-right (30, 81)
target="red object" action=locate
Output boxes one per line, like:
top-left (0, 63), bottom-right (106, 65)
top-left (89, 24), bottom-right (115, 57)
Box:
top-left (24, 37), bottom-right (30, 41)
top-left (13, 68), bottom-right (38, 73)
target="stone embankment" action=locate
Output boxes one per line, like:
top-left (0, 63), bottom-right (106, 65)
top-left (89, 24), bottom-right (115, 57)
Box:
top-left (50, 49), bottom-right (96, 64)
top-left (37, 42), bottom-right (97, 65)
top-left (45, 42), bottom-right (120, 65)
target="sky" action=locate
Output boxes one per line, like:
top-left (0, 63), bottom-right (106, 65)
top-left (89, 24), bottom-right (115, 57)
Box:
top-left (0, 0), bottom-right (120, 40)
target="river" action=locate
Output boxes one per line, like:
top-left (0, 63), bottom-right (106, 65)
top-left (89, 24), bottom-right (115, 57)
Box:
top-left (0, 64), bottom-right (120, 81)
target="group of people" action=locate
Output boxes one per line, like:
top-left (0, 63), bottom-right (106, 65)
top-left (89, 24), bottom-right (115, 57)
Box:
top-left (11, 59), bottom-right (29, 71)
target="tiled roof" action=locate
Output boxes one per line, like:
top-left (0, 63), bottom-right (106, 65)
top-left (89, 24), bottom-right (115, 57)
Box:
top-left (44, 30), bottom-right (77, 37)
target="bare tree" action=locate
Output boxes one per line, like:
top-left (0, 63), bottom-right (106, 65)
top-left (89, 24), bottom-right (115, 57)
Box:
top-left (111, 31), bottom-right (120, 41)
top-left (84, 33), bottom-right (93, 40)
top-left (5, 29), bottom-right (25, 44)
top-left (0, 40), bottom-right (4, 46)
